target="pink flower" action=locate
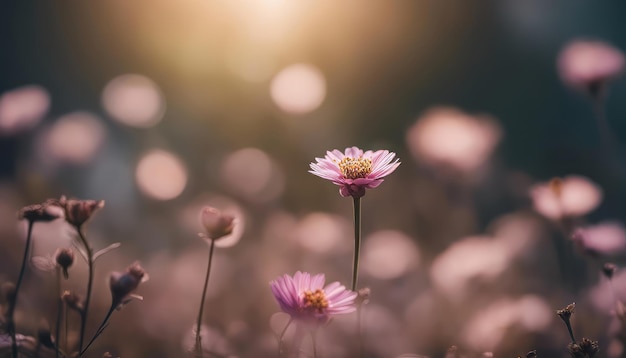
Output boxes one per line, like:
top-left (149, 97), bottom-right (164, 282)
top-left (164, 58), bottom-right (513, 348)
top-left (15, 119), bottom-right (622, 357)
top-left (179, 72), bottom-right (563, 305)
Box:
top-left (529, 176), bottom-right (602, 220)
top-left (199, 206), bottom-right (235, 240)
top-left (270, 271), bottom-right (357, 324)
top-left (558, 40), bottom-right (625, 96)
top-left (309, 147), bottom-right (400, 198)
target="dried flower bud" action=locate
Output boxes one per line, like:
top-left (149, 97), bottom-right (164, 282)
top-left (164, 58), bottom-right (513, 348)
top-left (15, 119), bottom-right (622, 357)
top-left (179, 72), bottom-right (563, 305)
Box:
top-left (2, 282), bottom-right (16, 305)
top-left (55, 248), bottom-right (74, 279)
top-left (557, 302), bottom-right (576, 322)
top-left (62, 291), bottom-right (84, 313)
top-left (603, 263), bottom-right (617, 279)
top-left (37, 319), bottom-right (55, 349)
top-left (110, 262), bottom-right (147, 308)
top-left (356, 287), bottom-right (371, 305)
top-left (568, 338), bottom-right (599, 358)
top-left (199, 207), bottom-right (234, 240)
top-left (17, 200), bottom-right (61, 223)
top-left (58, 196), bottom-right (104, 228)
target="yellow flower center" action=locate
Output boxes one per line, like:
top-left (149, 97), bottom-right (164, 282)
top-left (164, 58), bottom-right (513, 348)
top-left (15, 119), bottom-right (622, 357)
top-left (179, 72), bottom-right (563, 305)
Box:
top-left (303, 289), bottom-right (329, 312)
top-left (337, 157), bottom-right (373, 179)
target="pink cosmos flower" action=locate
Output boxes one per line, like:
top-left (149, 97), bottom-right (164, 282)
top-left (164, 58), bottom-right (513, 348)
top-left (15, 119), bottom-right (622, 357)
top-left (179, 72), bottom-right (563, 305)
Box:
top-left (270, 271), bottom-right (357, 324)
top-left (309, 147), bottom-right (400, 198)
top-left (558, 40), bottom-right (625, 96)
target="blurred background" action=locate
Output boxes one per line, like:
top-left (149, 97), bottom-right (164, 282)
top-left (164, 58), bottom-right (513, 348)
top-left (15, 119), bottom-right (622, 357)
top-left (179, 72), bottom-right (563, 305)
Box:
top-left (2, 1), bottom-right (626, 357)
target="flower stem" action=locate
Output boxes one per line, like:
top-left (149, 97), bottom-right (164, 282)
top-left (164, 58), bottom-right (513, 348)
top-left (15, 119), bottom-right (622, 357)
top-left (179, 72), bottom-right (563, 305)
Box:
top-left (79, 305), bottom-right (115, 356)
top-left (55, 268), bottom-right (62, 358)
top-left (277, 318), bottom-right (293, 358)
top-left (76, 226), bottom-right (94, 353)
top-left (195, 238), bottom-right (216, 356)
top-left (311, 329), bottom-right (317, 358)
top-left (8, 220), bottom-right (34, 358)
top-left (351, 197), bottom-right (361, 292)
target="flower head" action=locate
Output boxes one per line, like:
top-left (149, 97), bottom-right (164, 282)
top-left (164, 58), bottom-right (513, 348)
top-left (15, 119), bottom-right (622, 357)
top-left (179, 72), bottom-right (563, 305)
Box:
top-left (57, 196), bottom-right (105, 228)
top-left (270, 271), bottom-right (357, 324)
top-left (199, 206), bottom-right (235, 240)
top-left (17, 199), bottom-right (61, 223)
top-left (55, 248), bottom-right (74, 279)
top-left (529, 176), bottom-right (602, 221)
top-left (309, 147), bottom-right (400, 198)
top-left (558, 39), bottom-right (625, 97)
top-left (109, 262), bottom-right (148, 309)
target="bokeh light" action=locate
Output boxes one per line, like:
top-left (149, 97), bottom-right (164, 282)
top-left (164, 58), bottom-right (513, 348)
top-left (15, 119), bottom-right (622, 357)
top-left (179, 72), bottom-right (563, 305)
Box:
top-left (361, 230), bottom-right (420, 280)
top-left (219, 147), bottom-right (285, 203)
top-left (135, 149), bottom-right (187, 200)
top-left (294, 212), bottom-right (349, 253)
top-left (42, 112), bottom-right (107, 164)
top-left (102, 74), bottom-right (166, 128)
top-left (270, 64), bottom-right (326, 114)
top-left (0, 85), bottom-right (50, 136)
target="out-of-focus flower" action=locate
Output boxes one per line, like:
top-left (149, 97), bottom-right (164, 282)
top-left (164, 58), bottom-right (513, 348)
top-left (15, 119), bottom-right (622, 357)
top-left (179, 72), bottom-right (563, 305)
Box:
top-left (461, 296), bottom-right (552, 352)
top-left (54, 248), bottom-right (74, 279)
top-left (558, 40), bottom-right (625, 97)
top-left (529, 176), bottom-right (602, 221)
top-left (62, 290), bottom-right (84, 313)
top-left (0, 85), bottom-right (50, 136)
top-left (109, 262), bottom-right (148, 309)
top-left (406, 107), bottom-right (501, 174)
top-left (309, 147), bottom-right (400, 198)
top-left (42, 112), bottom-right (107, 164)
top-left (199, 207), bottom-right (235, 241)
top-left (572, 222), bottom-right (626, 258)
top-left (57, 196), bottom-right (105, 229)
top-left (102, 74), bottom-right (165, 128)
top-left (568, 338), bottom-right (599, 358)
top-left (17, 200), bottom-right (61, 223)
top-left (603, 263), bottom-right (617, 279)
top-left (269, 271), bottom-right (356, 324)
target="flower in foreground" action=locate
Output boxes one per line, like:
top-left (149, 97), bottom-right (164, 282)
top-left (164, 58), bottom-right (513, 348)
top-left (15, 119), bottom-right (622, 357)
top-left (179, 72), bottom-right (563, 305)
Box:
top-left (270, 271), bottom-right (357, 324)
top-left (56, 196), bottom-right (105, 228)
top-left (309, 146), bottom-right (400, 198)
top-left (109, 262), bottom-right (148, 309)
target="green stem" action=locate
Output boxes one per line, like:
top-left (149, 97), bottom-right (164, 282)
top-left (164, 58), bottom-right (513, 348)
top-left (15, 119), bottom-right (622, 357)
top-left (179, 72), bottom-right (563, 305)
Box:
top-left (351, 197), bottom-right (361, 292)
top-left (195, 239), bottom-right (216, 356)
top-left (9, 220), bottom-right (34, 358)
top-left (76, 226), bottom-right (94, 353)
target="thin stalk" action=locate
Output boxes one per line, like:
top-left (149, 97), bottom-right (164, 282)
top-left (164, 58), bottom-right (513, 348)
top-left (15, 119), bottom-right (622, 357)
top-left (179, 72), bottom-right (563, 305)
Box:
top-left (311, 329), bottom-right (317, 358)
top-left (351, 197), bottom-right (361, 292)
top-left (565, 320), bottom-right (576, 344)
top-left (79, 305), bottom-right (115, 356)
top-left (277, 318), bottom-right (293, 358)
top-left (195, 239), bottom-right (216, 355)
top-left (76, 226), bottom-right (94, 353)
top-left (9, 220), bottom-right (34, 358)
top-left (357, 303), bottom-right (364, 357)
top-left (64, 300), bottom-right (68, 355)
top-left (55, 268), bottom-right (62, 358)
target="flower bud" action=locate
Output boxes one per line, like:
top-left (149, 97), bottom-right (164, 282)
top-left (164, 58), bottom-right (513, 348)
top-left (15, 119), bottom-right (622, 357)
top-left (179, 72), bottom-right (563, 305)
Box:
top-left (200, 207), bottom-right (234, 240)
top-left (58, 196), bottom-right (104, 228)
top-left (55, 248), bottom-right (74, 279)
top-left (2, 282), bottom-right (16, 305)
top-left (17, 200), bottom-right (61, 223)
top-left (603, 263), bottom-right (617, 279)
top-left (109, 262), bottom-right (147, 308)
top-left (62, 291), bottom-right (84, 313)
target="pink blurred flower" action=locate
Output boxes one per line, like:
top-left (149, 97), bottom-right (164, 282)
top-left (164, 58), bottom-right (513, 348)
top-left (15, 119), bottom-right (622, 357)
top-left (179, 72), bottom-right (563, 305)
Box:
top-left (529, 176), bottom-right (602, 220)
top-left (309, 147), bottom-right (400, 198)
top-left (270, 271), bottom-right (357, 324)
top-left (558, 40), bottom-right (625, 96)
top-left (572, 222), bottom-right (626, 258)
top-left (406, 107), bottom-right (501, 174)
